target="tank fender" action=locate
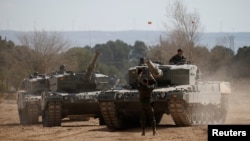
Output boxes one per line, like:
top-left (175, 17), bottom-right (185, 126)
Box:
top-left (41, 91), bottom-right (63, 111)
top-left (166, 89), bottom-right (185, 99)
top-left (98, 90), bottom-right (117, 101)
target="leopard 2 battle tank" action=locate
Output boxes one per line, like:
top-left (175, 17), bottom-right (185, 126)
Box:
top-left (17, 72), bottom-right (49, 125)
top-left (98, 58), bottom-right (231, 130)
top-left (41, 51), bottom-right (110, 127)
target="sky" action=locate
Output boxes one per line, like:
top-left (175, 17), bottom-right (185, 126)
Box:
top-left (0, 0), bottom-right (249, 32)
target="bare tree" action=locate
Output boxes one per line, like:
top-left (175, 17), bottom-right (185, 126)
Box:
top-left (163, 0), bottom-right (204, 61)
top-left (18, 30), bottom-right (69, 73)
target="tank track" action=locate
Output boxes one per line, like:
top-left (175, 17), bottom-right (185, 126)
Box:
top-left (42, 101), bottom-right (62, 127)
top-left (19, 104), bottom-right (39, 125)
top-left (168, 98), bottom-right (192, 126)
top-left (99, 101), bottom-right (123, 129)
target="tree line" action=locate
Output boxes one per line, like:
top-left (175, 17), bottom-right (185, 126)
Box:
top-left (0, 32), bottom-right (250, 92)
top-left (1, 0), bottom-right (249, 92)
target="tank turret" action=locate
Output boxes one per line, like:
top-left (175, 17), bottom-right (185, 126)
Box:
top-left (41, 51), bottom-right (109, 127)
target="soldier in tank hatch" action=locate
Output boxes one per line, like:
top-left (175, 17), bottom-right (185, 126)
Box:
top-left (169, 48), bottom-right (186, 64)
top-left (59, 64), bottom-right (66, 74)
top-left (136, 68), bottom-right (158, 136)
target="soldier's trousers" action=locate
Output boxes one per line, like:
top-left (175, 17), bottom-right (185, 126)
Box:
top-left (140, 102), bottom-right (156, 129)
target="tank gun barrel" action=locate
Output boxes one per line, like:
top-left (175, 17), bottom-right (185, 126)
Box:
top-left (144, 58), bottom-right (163, 78)
top-left (84, 51), bottom-right (100, 82)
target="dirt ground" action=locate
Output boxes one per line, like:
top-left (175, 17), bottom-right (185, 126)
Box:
top-left (0, 86), bottom-right (250, 141)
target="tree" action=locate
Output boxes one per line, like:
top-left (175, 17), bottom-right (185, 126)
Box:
top-left (206, 45), bottom-right (234, 81)
top-left (231, 46), bottom-right (250, 79)
top-left (18, 30), bottom-right (69, 73)
top-left (163, 0), bottom-right (204, 61)
top-left (129, 41), bottom-right (148, 65)
top-left (191, 46), bottom-right (210, 73)
top-left (0, 36), bottom-right (19, 91)
top-left (62, 47), bottom-right (94, 72)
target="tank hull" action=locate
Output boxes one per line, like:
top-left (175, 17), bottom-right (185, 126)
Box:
top-left (41, 51), bottom-right (109, 127)
top-left (41, 91), bottom-right (103, 127)
top-left (98, 81), bottom-right (230, 130)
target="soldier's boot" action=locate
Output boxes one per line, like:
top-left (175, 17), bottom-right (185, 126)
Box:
top-left (152, 121), bottom-right (158, 136)
top-left (142, 128), bottom-right (145, 136)
top-left (140, 120), bottom-right (146, 136)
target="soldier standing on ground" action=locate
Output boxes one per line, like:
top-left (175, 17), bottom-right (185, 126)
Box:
top-left (137, 69), bottom-right (158, 136)
top-left (169, 48), bottom-right (186, 64)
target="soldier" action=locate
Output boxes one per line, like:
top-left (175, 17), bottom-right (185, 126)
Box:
top-left (59, 64), bottom-right (66, 74)
top-left (137, 69), bottom-right (158, 136)
top-left (169, 48), bottom-right (186, 64)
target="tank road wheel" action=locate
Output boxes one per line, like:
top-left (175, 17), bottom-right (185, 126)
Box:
top-left (205, 105), bottom-right (214, 124)
top-left (190, 104), bottom-right (202, 125)
top-left (192, 104), bottom-right (205, 125)
top-left (168, 99), bottom-right (192, 126)
top-left (218, 95), bottom-right (229, 123)
top-left (200, 106), bottom-right (209, 125)
top-left (42, 101), bottom-right (62, 127)
top-left (99, 102), bottom-right (123, 130)
top-left (18, 104), bottom-right (39, 125)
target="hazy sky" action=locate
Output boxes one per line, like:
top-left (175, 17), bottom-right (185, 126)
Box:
top-left (0, 0), bottom-right (249, 32)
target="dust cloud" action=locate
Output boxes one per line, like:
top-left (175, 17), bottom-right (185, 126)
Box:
top-left (226, 79), bottom-right (250, 124)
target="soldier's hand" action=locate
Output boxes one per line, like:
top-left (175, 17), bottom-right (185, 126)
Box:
top-left (138, 72), bottom-right (142, 79)
top-left (149, 72), bottom-right (155, 80)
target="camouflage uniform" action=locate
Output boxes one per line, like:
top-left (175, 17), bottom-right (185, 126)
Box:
top-left (137, 76), bottom-right (157, 136)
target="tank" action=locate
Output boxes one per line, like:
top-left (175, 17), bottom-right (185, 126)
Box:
top-left (41, 51), bottom-right (110, 127)
top-left (98, 58), bottom-right (231, 130)
top-left (17, 72), bottom-right (49, 125)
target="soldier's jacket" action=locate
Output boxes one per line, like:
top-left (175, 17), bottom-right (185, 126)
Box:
top-left (136, 79), bottom-right (157, 103)
top-left (169, 54), bottom-right (186, 64)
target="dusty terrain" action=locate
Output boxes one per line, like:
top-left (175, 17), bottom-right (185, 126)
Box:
top-left (0, 86), bottom-right (250, 141)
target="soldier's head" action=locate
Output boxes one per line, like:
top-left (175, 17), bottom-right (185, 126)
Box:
top-left (177, 49), bottom-right (184, 56)
top-left (59, 64), bottom-right (66, 73)
top-left (142, 78), bottom-right (148, 85)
